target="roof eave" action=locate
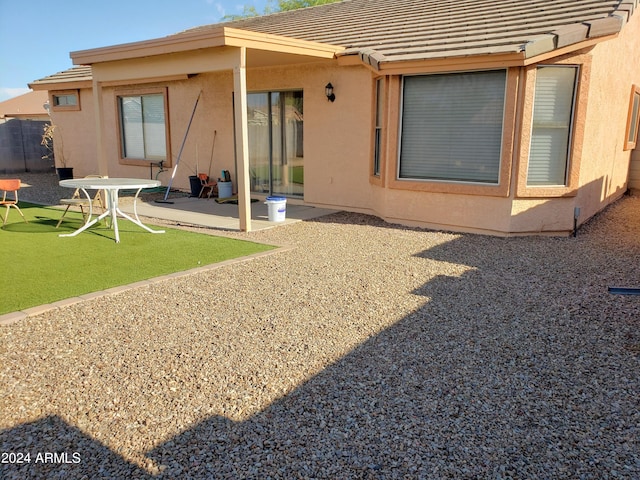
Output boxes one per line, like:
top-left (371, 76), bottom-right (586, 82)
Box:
top-left (523, 15), bottom-right (624, 60)
top-left (28, 79), bottom-right (93, 90)
top-left (338, 12), bottom-right (626, 75)
top-left (70, 26), bottom-right (343, 65)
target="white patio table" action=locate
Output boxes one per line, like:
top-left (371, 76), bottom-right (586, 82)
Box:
top-left (58, 178), bottom-right (165, 243)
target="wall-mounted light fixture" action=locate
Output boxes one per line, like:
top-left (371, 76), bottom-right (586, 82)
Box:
top-left (325, 83), bottom-right (335, 102)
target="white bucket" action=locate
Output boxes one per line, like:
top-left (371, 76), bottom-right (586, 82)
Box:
top-left (265, 196), bottom-right (287, 222)
top-left (217, 181), bottom-right (232, 199)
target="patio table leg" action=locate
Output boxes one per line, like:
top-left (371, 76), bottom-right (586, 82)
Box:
top-left (116, 188), bottom-right (164, 236)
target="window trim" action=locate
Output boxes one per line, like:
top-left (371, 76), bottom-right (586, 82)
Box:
top-left (526, 64), bottom-right (580, 187)
top-left (372, 77), bottom-right (384, 180)
top-left (624, 84), bottom-right (640, 151)
top-left (50, 90), bottom-right (80, 112)
top-left (115, 87), bottom-right (171, 167)
top-left (388, 68), bottom-right (518, 198)
top-left (516, 55), bottom-right (591, 198)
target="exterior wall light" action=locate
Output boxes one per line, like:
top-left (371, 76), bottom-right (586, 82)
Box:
top-left (325, 83), bottom-right (335, 102)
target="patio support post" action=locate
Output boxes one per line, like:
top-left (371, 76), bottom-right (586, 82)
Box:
top-left (233, 47), bottom-right (252, 232)
top-left (92, 78), bottom-right (109, 176)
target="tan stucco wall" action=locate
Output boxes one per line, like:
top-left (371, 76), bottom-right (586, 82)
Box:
top-left (630, 148), bottom-right (640, 189)
top-left (49, 89), bottom-right (96, 178)
top-left (97, 73), bottom-right (240, 187)
top-left (246, 63), bottom-right (375, 209)
top-left (572, 10), bottom-right (640, 222)
top-left (87, 61), bottom-right (375, 201)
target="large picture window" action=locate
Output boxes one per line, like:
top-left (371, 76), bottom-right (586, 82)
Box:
top-left (527, 66), bottom-right (578, 186)
top-left (118, 90), bottom-right (168, 162)
top-left (398, 70), bottom-right (506, 184)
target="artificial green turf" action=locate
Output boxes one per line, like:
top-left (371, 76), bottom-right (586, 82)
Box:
top-left (1, 203), bottom-right (275, 315)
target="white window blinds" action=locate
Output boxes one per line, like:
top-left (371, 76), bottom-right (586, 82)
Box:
top-left (120, 94), bottom-right (166, 160)
top-left (399, 70), bottom-right (506, 184)
top-left (527, 66), bottom-right (578, 186)
top-left (627, 90), bottom-right (640, 145)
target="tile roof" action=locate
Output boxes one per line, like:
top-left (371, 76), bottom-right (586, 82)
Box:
top-left (29, 65), bottom-right (92, 88)
top-left (31, 0), bottom-right (638, 86)
top-left (218, 0), bottom-right (637, 66)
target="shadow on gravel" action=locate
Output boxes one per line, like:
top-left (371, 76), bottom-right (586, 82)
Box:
top-left (0, 416), bottom-right (151, 479)
top-left (2, 201), bottom-right (639, 479)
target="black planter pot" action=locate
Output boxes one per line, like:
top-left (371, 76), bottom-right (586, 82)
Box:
top-left (56, 167), bottom-right (74, 180)
top-left (189, 175), bottom-right (201, 197)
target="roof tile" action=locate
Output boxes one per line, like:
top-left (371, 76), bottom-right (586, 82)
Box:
top-left (221, 0), bottom-right (631, 63)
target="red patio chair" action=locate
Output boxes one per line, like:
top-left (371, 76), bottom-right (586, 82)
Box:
top-left (198, 173), bottom-right (217, 198)
top-left (0, 178), bottom-right (28, 226)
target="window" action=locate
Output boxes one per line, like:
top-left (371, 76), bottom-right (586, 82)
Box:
top-left (54, 94), bottom-right (76, 106)
top-left (373, 78), bottom-right (383, 177)
top-left (117, 90), bottom-right (168, 162)
top-left (50, 90), bottom-right (80, 111)
top-left (527, 66), bottom-right (578, 186)
top-left (625, 85), bottom-right (640, 150)
top-left (398, 70), bottom-right (506, 184)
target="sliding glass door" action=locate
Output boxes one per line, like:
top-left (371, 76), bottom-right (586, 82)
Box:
top-left (247, 91), bottom-right (303, 197)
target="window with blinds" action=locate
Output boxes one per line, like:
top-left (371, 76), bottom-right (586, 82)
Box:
top-left (118, 92), bottom-right (167, 161)
top-left (373, 78), bottom-right (383, 177)
top-left (398, 70), bottom-right (506, 184)
top-left (51, 90), bottom-right (80, 112)
top-left (527, 66), bottom-right (578, 186)
top-left (625, 85), bottom-right (640, 150)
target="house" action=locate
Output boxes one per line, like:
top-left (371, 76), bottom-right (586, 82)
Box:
top-left (0, 90), bottom-right (49, 123)
top-left (0, 90), bottom-right (52, 173)
top-left (29, 0), bottom-right (640, 234)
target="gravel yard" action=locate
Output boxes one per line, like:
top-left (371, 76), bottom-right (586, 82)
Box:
top-left (1, 173), bottom-right (639, 478)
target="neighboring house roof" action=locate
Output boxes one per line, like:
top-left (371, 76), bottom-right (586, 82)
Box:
top-left (212, 0), bottom-right (638, 67)
top-left (0, 90), bottom-right (49, 119)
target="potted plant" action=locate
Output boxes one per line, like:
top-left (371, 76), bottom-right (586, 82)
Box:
top-left (42, 124), bottom-right (73, 180)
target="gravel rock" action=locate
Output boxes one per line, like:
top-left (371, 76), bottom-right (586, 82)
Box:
top-left (1, 173), bottom-right (639, 478)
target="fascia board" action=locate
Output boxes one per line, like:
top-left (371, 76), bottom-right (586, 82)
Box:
top-left (71, 26), bottom-right (342, 65)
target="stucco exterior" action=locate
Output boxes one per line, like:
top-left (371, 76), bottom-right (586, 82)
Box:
top-left (31, 1), bottom-right (640, 235)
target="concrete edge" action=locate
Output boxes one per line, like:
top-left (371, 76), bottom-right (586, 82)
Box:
top-left (0, 245), bottom-right (292, 326)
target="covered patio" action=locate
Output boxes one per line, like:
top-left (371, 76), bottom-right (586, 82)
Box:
top-left (66, 26), bottom-right (345, 233)
top-left (7, 172), bottom-right (337, 232)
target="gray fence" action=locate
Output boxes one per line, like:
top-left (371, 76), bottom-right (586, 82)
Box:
top-left (0, 119), bottom-right (54, 173)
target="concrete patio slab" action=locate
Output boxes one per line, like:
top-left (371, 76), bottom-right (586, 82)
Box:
top-left (120, 195), bottom-right (337, 231)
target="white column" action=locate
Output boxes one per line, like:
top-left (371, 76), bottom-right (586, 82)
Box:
top-left (233, 47), bottom-right (252, 232)
top-left (92, 77), bottom-right (108, 176)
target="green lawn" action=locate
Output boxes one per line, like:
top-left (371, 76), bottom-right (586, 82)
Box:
top-left (1, 203), bottom-right (275, 315)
